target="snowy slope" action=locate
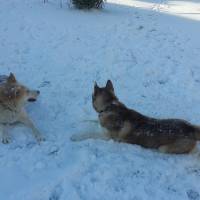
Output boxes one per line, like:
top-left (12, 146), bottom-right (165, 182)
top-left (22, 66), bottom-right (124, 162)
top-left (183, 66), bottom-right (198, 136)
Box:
top-left (0, 0), bottom-right (200, 199)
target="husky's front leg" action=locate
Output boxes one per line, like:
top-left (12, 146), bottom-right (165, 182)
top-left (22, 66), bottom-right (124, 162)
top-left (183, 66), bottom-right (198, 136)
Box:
top-left (71, 132), bottom-right (110, 142)
top-left (0, 124), bottom-right (10, 144)
top-left (18, 110), bottom-right (44, 143)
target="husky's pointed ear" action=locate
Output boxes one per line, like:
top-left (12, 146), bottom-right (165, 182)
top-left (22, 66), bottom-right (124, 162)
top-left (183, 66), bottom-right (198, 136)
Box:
top-left (7, 73), bottom-right (16, 83)
top-left (106, 80), bottom-right (114, 92)
top-left (94, 81), bottom-right (99, 90)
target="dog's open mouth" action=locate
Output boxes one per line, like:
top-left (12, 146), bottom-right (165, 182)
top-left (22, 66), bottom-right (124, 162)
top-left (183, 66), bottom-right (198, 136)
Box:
top-left (28, 98), bottom-right (37, 102)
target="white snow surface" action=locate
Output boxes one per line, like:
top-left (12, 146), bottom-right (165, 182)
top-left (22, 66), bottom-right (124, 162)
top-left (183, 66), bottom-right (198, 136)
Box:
top-left (1, 0), bottom-right (200, 199)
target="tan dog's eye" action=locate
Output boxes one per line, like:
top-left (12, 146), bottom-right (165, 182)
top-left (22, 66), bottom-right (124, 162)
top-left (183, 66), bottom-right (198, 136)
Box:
top-left (16, 90), bottom-right (20, 96)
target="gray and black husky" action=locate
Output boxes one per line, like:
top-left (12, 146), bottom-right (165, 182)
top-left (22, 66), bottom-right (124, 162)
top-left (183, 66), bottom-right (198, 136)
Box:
top-left (72, 80), bottom-right (200, 154)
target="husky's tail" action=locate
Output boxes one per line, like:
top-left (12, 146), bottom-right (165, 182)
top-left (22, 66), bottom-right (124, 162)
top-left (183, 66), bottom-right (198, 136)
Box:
top-left (195, 126), bottom-right (200, 140)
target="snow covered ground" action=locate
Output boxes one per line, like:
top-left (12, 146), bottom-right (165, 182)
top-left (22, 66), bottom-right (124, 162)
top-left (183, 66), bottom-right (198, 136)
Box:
top-left (1, 0), bottom-right (200, 199)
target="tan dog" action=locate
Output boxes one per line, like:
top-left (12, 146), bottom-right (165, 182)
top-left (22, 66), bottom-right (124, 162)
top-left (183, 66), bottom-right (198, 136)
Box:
top-left (72, 80), bottom-right (200, 154)
top-left (0, 73), bottom-right (44, 144)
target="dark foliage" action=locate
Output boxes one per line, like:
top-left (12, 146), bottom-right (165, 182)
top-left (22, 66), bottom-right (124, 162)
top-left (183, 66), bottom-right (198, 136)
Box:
top-left (72, 0), bottom-right (105, 9)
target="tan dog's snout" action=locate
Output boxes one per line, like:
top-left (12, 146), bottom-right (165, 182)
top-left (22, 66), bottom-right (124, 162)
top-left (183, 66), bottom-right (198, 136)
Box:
top-left (27, 90), bottom-right (40, 102)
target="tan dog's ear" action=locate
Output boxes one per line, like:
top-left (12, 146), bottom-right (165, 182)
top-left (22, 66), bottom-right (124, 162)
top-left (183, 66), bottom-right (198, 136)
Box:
top-left (106, 80), bottom-right (114, 92)
top-left (7, 73), bottom-right (16, 83)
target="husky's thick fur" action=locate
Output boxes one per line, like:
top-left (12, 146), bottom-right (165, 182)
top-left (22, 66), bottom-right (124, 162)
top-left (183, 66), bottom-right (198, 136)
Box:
top-left (72, 80), bottom-right (200, 154)
top-left (0, 73), bottom-right (44, 143)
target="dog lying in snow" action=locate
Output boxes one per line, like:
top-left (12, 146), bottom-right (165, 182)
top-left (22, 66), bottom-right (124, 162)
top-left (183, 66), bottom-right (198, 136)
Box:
top-left (72, 80), bottom-right (200, 154)
top-left (0, 73), bottom-right (44, 143)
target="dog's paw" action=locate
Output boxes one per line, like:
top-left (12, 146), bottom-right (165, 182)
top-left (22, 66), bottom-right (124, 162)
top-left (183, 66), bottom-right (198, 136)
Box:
top-left (1, 135), bottom-right (11, 144)
top-left (36, 134), bottom-right (45, 144)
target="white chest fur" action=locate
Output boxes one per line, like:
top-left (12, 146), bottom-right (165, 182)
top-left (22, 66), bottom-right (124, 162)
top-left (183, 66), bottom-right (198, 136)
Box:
top-left (0, 104), bottom-right (20, 124)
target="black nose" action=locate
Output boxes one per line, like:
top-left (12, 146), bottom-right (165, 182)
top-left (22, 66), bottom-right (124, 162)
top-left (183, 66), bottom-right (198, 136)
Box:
top-left (37, 90), bottom-right (40, 94)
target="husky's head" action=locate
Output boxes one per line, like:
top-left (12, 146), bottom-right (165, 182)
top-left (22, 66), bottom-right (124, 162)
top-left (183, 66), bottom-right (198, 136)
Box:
top-left (0, 73), bottom-right (40, 106)
top-left (92, 80), bottom-right (118, 113)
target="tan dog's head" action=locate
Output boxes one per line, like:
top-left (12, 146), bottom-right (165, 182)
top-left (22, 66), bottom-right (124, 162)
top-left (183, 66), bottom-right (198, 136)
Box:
top-left (0, 73), bottom-right (40, 107)
top-left (92, 80), bottom-right (118, 113)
